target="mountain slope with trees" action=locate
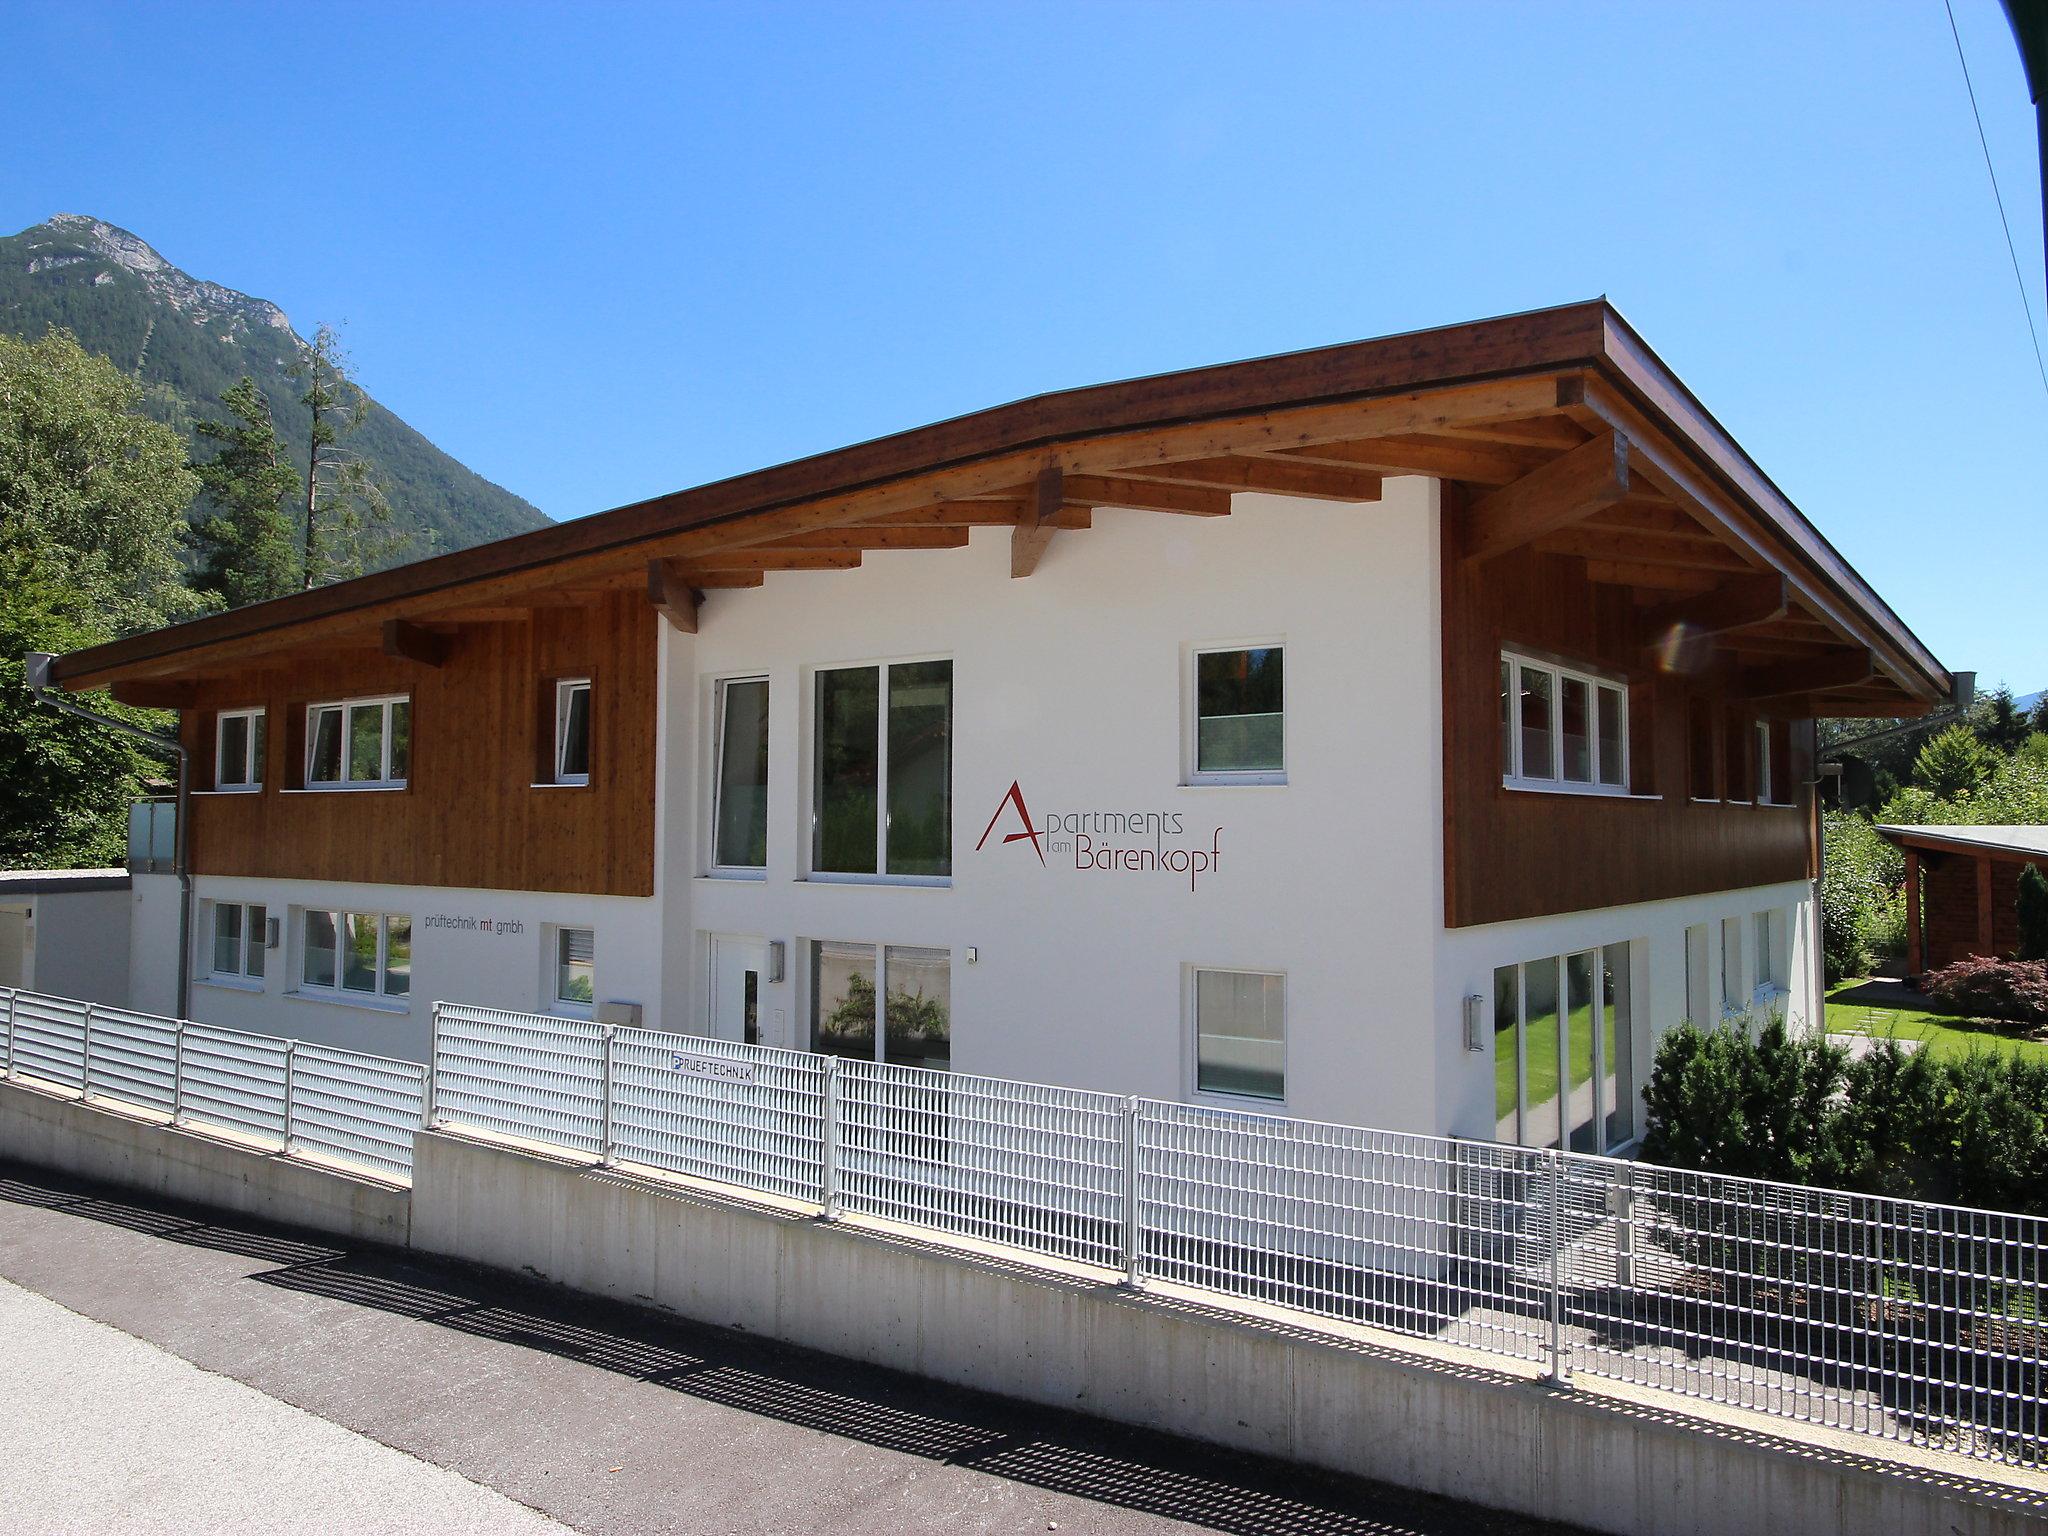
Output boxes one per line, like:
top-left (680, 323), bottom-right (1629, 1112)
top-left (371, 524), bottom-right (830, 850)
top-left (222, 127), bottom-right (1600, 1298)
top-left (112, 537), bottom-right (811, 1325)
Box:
top-left (0, 215), bottom-right (548, 557)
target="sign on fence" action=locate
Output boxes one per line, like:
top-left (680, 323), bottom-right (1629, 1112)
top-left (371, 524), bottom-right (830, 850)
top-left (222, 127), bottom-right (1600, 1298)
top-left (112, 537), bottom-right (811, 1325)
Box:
top-left (671, 1051), bottom-right (757, 1085)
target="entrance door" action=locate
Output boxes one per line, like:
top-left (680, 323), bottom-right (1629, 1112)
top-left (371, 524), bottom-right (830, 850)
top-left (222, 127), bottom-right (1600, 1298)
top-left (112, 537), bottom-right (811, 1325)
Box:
top-left (708, 934), bottom-right (768, 1046)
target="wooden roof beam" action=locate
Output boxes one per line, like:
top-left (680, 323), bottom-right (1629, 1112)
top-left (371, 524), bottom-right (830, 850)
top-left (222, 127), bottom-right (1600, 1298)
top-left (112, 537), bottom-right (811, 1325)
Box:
top-left (766, 527), bottom-right (972, 551)
top-left (1012, 465), bottom-right (1064, 579)
top-left (1272, 435), bottom-right (1541, 485)
top-left (381, 619), bottom-right (451, 668)
top-left (1732, 649), bottom-right (1874, 701)
top-left (1112, 456), bottom-right (1383, 501)
top-left (647, 559), bottom-right (704, 632)
top-left (1583, 560), bottom-right (1723, 593)
top-left (1637, 573), bottom-right (1788, 650)
top-left (1061, 475), bottom-right (1233, 515)
top-left (1460, 430), bottom-right (1632, 562)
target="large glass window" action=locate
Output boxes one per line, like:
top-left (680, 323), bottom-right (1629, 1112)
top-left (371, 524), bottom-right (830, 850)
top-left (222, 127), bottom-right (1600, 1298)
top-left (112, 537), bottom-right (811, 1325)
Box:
top-left (808, 940), bottom-right (952, 1070)
top-left (1494, 942), bottom-right (1641, 1153)
top-left (555, 680), bottom-right (591, 785)
top-left (1193, 645), bottom-right (1284, 780)
top-left (306, 696), bottom-right (410, 788)
top-left (216, 709), bottom-right (265, 791)
top-left (1500, 654), bottom-right (1630, 794)
top-left (813, 661), bottom-right (952, 879)
top-left (301, 908), bottom-right (409, 999)
top-left (1193, 968), bottom-right (1286, 1102)
top-left (713, 677), bottom-right (770, 869)
top-left (207, 901), bottom-right (266, 980)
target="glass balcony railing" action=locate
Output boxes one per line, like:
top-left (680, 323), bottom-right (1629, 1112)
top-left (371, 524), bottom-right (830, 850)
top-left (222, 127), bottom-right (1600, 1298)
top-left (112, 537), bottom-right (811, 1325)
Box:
top-left (126, 798), bottom-right (176, 874)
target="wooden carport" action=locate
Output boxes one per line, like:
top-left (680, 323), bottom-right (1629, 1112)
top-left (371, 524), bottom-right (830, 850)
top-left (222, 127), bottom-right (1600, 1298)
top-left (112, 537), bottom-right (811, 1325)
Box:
top-left (1878, 824), bottom-right (2048, 975)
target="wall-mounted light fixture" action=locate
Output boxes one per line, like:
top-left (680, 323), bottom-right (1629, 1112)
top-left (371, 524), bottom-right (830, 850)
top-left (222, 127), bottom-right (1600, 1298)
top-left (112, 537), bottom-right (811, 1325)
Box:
top-left (766, 940), bottom-right (786, 984)
top-left (265, 916), bottom-right (281, 950)
top-left (1462, 994), bottom-right (1486, 1053)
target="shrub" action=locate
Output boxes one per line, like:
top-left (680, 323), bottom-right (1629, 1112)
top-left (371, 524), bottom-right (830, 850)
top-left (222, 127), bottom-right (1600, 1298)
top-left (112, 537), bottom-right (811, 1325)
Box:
top-left (1641, 1019), bottom-right (2048, 1216)
top-left (1925, 956), bottom-right (2048, 1027)
top-left (1821, 811), bottom-right (1904, 981)
top-left (1912, 724), bottom-right (1998, 799)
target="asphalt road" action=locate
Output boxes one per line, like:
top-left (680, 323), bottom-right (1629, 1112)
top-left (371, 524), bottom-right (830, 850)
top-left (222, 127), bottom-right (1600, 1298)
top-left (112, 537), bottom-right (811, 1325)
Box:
top-left (0, 1160), bottom-right (1591, 1536)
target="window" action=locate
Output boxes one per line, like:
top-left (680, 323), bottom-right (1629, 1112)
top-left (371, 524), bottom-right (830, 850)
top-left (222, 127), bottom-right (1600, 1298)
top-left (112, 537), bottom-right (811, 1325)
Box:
top-left (808, 940), bottom-right (951, 1071)
top-left (1193, 968), bottom-right (1285, 1101)
top-left (207, 901), bottom-right (267, 980)
top-left (1684, 922), bottom-right (1711, 1024)
top-left (1753, 910), bottom-right (1774, 999)
top-left (1757, 719), bottom-right (1793, 806)
top-left (813, 660), bottom-right (952, 879)
top-left (1500, 653), bottom-right (1627, 793)
top-left (1192, 645), bottom-right (1284, 782)
top-left (300, 908), bottom-right (410, 999)
top-left (215, 710), bottom-right (265, 791)
top-left (306, 696), bottom-right (410, 788)
top-left (554, 680), bottom-right (591, 785)
top-left (554, 927), bottom-right (595, 1016)
top-left (1493, 942), bottom-right (1640, 1154)
top-left (713, 677), bottom-right (770, 869)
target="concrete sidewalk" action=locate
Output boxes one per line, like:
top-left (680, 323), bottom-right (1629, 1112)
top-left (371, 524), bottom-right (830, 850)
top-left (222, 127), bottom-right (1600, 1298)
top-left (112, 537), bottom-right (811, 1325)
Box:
top-left (0, 1159), bottom-right (1584, 1536)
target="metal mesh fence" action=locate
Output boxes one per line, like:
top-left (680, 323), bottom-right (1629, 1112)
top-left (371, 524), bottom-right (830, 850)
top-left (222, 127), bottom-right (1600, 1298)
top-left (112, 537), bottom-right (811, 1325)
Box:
top-left (431, 1003), bottom-right (605, 1153)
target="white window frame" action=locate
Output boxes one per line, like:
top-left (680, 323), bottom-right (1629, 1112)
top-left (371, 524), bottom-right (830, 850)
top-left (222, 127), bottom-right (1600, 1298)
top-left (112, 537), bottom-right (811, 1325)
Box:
top-left (1501, 651), bottom-right (1630, 796)
top-left (549, 924), bottom-right (596, 1019)
top-left (304, 694), bottom-right (410, 790)
top-left (709, 674), bottom-right (770, 876)
top-left (295, 907), bottom-right (411, 1003)
top-left (215, 708), bottom-right (265, 792)
top-left (1492, 941), bottom-right (1642, 1156)
top-left (1185, 641), bottom-right (1287, 787)
top-left (1186, 965), bottom-right (1288, 1106)
top-left (807, 656), bottom-right (953, 887)
top-left (202, 899), bottom-right (268, 984)
top-left (554, 679), bottom-right (591, 787)
top-left (803, 938), bottom-right (953, 1067)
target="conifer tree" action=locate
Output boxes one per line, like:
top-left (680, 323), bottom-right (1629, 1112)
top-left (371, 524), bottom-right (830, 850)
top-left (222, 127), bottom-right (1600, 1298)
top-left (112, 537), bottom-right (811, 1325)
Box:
top-left (190, 376), bottom-right (302, 607)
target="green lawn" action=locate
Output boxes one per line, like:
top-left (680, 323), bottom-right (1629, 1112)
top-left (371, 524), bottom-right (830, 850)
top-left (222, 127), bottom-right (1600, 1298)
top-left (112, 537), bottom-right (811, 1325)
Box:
top-left (1824, 981), bottom-right (2048, 1064)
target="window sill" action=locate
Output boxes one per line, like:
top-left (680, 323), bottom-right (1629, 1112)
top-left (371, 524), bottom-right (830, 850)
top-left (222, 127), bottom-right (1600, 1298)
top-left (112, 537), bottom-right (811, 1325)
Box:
top-left (801, 874), bottom-right (952, 890)
top-left (282, 785), bottom-right (409, 795)
top-left (528, 781), bottom-right (591, 791)
top-left (193, 788), bottom-right (262, 798)
top-left (284, 989), bottom-right (412, 1016)
top-left (699, 869), bottom-right (769, 883)
top-left (1181, 777), bottom-right (1287, 790)
top-left (1191, 1089), bottom-right (1290, 1114)
top-left (194, 976), bottom-right (264, 995)
top-left (1502, 782), bottom-right (1659, 802)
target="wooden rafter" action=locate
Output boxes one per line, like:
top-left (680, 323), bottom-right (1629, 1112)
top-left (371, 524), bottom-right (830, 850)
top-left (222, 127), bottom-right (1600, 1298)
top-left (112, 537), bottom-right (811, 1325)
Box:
top-left (1583, 560), bottom-right (1723, 593)
top-left (646, 559), bottom-right (703, 633)
top-left (1636, 574), bottom-right (1788, 648)
top-left (1061, 475), bottom-right (1232, 516)
top-left (687, 550), bottom-right (864, 573)
top-left (765, 527), bottom-right (972, 551)
top-left (1461, 430), bottom-right (1632, 562)
top-left (1011, 465), bottom-right (1064, 579)
top-left (1534, 527), bottom-right (1752, 573)
top-left (1272, 434), bottom-right (1542, 485)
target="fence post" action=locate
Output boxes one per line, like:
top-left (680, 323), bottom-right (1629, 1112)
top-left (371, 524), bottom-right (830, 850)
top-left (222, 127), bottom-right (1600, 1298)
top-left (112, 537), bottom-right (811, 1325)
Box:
top-left (171, 1022), bottom-right (185, 1125)
top-left (1545, 1148), bottom-right (1572, 1387)
top-left (421, 1002), bottom-right (441, 1129)
top-left (599, 1024), bottom-right (617, 1165)
top-left (281, 1039), bottom-right (297, 1153)
top-left (80, 1003), bottom-right (94, 1100)
top-left (1120, 1096), bottom-right (1144, 1287)
top-left (2, 989), bottom-right (13, 1080)
top-left (820, 1055), bottom-right (842, 1220)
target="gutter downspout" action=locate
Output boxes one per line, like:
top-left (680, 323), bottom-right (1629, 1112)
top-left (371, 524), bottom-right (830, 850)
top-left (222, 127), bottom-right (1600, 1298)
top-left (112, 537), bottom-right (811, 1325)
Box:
top-left (23, 653), bottom-right (191, 1019)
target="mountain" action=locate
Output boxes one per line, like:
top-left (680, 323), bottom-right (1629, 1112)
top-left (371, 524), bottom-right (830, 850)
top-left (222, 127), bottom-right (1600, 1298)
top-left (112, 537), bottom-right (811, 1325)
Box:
top-left (0, 215), bottom-right (549, 558)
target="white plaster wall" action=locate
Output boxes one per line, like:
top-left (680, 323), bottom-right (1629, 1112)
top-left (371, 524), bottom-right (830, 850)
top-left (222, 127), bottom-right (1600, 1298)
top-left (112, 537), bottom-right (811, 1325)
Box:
top-left (127, 874), bottom-right (183, 1018)
top-left (1434, 877), bottom-right (1819, 1142)
top-left (13, 889), bottom-right (132, 1008)
top-left (185, 874), bottom-right (667, 1062)
top-left (675, 484), bottom-right (1451, 1133)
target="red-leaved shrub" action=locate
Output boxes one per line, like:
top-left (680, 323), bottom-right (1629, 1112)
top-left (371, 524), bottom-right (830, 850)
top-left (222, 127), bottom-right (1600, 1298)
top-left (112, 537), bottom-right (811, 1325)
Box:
top-left (1925, 955), bottom-right (2048, 1027)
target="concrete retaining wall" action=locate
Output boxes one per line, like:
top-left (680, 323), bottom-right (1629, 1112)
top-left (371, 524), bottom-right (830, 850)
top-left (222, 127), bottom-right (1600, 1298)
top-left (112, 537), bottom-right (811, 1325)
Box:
top-left (0, 1080), bottom-right (409, 1247)
top-left (410, 1127), bottom-right (2048, 1536)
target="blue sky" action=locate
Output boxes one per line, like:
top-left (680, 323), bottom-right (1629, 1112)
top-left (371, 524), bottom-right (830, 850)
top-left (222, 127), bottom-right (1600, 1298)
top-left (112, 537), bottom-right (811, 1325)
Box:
top-left (5, 1), bottom-right (2043, 691)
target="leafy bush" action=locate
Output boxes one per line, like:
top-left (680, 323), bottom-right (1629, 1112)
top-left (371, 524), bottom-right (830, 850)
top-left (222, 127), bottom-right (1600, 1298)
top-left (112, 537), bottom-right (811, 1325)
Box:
top-left (1641, 1020), bottom-right (2048, 1216)
top-left (1925, 956), bottom-right (2048, 1027)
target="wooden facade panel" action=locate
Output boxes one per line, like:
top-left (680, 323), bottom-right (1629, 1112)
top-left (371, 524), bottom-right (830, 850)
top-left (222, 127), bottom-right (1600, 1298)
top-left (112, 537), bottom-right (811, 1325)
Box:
top-left (179, 593), bottom-right (657, 897)
top-left (1922, 855), bottom-right (2027, 970)
top-left (1442, 525), bottom-right (1813, 928)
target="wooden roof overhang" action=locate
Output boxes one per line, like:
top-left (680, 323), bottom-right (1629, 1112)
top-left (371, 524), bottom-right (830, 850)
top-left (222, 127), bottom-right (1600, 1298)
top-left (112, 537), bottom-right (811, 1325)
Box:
top-left (1876, 826), bottom-right (2048, 865)
top-left (52, 299), bottom-right (1949, 716)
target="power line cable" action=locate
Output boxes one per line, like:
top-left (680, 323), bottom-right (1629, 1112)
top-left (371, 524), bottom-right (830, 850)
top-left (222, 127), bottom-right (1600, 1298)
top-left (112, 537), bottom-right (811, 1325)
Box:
top-left (1944, 0), bottom-right (2048, 398)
